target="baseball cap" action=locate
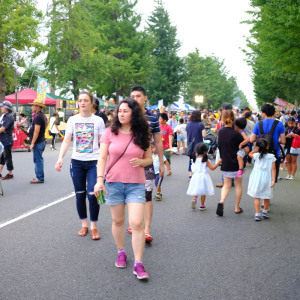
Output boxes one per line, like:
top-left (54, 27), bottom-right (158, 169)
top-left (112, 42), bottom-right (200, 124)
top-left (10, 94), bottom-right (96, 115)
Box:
top-left (0, 100), bottom-right (13, 111)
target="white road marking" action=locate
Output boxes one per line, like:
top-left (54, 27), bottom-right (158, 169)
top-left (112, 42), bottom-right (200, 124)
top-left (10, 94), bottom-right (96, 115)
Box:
top-left (0, 192), bottom-right (75, 229)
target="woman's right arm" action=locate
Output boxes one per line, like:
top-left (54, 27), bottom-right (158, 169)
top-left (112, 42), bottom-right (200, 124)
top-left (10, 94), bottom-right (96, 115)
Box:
top-left (94, 142), bottom-right (109, 196)
top-left (55, 132), bottom-right (72, 171)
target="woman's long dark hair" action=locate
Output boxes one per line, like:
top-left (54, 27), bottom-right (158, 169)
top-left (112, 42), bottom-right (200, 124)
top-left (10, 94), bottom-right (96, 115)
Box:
top-left (111, 98), bottom-right (150, 151)
top-left (256, 138), bottom-right (269, 160)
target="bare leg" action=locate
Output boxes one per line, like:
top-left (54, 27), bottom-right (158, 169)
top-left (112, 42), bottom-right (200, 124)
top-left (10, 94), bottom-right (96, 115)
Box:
top-left (234, 176), bottom-right (243, 212)
top-left (182, 141), bottom-right (186, 153)
top-left (220, 177), bottom-right (232, 204)
top-left (291, 156), bottom-right (298, 176)
top-left (254, 198), bottom-right (261, 214)
top-left (286, 155), bottom-right (292, 175)
top-left (200, 195), bottom-right (206, 206)
top-left (128, 203), bottom-right (145, 261)
top-left (144, 201), bottom-right (152, 235)
top-left (263, 199), bottom-right (270, 211)
top-left (110, 204), bottom-right (126, 250)
top-left (177, 141), bottom-right (181, 154)
top-left (237, 155), bottom-right (244, 170)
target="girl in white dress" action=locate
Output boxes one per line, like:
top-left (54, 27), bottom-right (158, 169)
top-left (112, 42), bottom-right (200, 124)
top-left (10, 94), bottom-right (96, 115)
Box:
top-left (247, 138), bottom-right (276, 221)
top-left (187, 143), bottom-right (222, 210)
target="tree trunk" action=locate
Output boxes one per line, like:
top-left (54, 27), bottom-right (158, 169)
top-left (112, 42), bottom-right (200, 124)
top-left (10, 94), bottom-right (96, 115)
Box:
top-left (0, 42), bottom-right (6, 102)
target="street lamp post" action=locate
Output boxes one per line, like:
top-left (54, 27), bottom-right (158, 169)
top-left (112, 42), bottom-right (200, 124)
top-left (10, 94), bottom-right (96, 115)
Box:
top-left (195, 95), bottom-right (204, 109)
top-left (11, 48), bottom-right (26, 115)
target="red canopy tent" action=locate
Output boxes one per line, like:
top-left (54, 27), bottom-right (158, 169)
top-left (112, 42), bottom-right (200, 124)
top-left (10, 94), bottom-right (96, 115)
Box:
top-left (5, 88), bottom-right (56, 105)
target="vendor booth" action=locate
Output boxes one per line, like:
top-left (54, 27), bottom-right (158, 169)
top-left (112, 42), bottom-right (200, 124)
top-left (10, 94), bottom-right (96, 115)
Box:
top-left (5, 88), bottom-right (56, 150)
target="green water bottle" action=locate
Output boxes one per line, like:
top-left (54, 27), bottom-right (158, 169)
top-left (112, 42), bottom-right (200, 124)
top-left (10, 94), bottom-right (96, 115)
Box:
top-left (97, 190), bottom-right (106, 205)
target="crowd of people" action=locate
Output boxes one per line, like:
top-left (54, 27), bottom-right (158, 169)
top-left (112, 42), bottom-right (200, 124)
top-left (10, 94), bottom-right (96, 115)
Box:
top-left (0, 90), bottom-right (299, 281)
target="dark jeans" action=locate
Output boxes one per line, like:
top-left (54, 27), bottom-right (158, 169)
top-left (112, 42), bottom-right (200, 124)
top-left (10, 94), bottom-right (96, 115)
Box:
top-left (33, 141), bottom-right (46, 182)
top-left (0, 145), bottom-right (14, 171)
top-left (70, 159), bottom-right (99, 222)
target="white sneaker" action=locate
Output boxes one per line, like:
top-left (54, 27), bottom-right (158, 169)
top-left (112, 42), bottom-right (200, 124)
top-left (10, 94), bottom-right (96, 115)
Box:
top-left (191, 199), bottom-right (196, 209)
top-left (289, 175), bottom-right (295, 180)
top-left (285, 175), bottom-right (291, 180)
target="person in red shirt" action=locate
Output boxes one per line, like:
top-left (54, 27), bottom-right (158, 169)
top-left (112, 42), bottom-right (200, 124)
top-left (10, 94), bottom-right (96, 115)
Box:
top-left (159, 113), bottom-right (173, 175)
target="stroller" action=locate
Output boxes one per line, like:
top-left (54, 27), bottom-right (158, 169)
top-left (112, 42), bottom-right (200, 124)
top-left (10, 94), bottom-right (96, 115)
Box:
top-left (203, 134), bottom-right (218, 159)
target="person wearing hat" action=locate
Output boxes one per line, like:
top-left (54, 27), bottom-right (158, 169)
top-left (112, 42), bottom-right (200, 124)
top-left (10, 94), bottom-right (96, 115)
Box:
top-left (0, 101), bottom-right (15, 180)
top-left (28, 99), bottom-right (48, 184)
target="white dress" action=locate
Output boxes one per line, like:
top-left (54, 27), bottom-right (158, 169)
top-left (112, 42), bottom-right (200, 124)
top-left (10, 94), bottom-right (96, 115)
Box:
top-left (187, 158), bottom-right (214, 196)
top-left (247, 153), bottom-right (276, 199)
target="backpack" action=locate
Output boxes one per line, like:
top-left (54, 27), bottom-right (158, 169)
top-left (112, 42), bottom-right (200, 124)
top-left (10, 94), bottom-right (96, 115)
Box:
top-left (259, 120), bottom-right (279, 155)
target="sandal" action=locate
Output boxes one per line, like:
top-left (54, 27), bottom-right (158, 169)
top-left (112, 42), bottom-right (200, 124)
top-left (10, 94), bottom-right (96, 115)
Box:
top-left (145, 233), bottom-right (153, 243)
top-left (216, 203), bottom-right (224, 217)
top-left (78, 227), bottom-right (88, 237)
top-left (91, 228), bottom-right (101, 240)
top-left (235, 207), bottom-right (244, 214)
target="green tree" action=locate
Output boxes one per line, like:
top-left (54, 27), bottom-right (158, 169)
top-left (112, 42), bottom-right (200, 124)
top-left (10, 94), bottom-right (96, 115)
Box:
top-left (183, 49), bottom-right (237, 110)
top-left (144, 0), bottom-right (183, 105)
top-left (90, 0), bottom-right (153, 101)
top-left (0, 0), bottom-right (42, 101)
top-left (244, 0), bottom-right (300, 106)
top-left (45, 0), bottom-right (104, 99)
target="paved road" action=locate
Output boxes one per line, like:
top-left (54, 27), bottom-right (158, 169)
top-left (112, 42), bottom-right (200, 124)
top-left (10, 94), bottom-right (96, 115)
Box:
top-left (0, 145), bottom-right (299, 300)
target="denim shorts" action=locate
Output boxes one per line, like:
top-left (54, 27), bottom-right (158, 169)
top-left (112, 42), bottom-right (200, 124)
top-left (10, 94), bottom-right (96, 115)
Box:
top-left (285, 148), bottom-right (299, 157)
top-left (177, 134), bottom-right (185, 142)
top-left (104, 182), bottom-right (146, 205)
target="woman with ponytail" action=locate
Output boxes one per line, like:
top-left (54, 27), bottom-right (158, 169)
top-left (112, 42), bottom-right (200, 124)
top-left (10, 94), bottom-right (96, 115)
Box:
top-left (217, 110), bottom-right (244, 216)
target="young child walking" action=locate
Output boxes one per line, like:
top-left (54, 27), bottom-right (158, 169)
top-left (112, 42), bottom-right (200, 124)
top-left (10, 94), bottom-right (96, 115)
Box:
top-left (235, 117), bottom-right (250, 177)
top-left (247, 138), bottom-right (276, 221)
top-left (187, 142), bottom-right (222, 210)
top-left (152, 143), bottom-right (171, 201)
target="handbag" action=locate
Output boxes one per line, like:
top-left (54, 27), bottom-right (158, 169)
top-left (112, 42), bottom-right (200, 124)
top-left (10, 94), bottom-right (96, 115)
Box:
top-left (290, 134), bottom-right (300, 154)
top-left (185, 138), bottom-right (195, 157)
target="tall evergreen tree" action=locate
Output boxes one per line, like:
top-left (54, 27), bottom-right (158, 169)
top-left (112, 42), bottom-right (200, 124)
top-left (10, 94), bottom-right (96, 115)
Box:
top-left (90, 0), bottom-right (153, 101)
top-left (45, 0), bottom-right (104, 98)
top-left (0, 0), bottom-right (42, 101)
top-left (145, 0), bottom-right (183, 105)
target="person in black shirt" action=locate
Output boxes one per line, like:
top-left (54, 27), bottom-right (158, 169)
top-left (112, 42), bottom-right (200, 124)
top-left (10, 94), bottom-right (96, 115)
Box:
top-left (0, 101), bottom-right (15, 180)
top-left (217, 110), bottom-right (244, 216)
top-left (93, 98), bottom-right (108, 125)
top-left (28, 99), bottom-right (48, 184)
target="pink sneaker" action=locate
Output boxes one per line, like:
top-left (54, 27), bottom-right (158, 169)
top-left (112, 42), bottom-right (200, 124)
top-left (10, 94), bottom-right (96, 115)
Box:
top-left (115, 252), bottom-right (127, 268)
top-left (235, 170), bottom-right (244, 178)
top-left (133, 263), bottom-right (149, 280)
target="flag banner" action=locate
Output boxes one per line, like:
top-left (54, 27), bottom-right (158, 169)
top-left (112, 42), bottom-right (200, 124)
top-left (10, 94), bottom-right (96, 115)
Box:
top-left (37, 77), bottom-right (48, 102)
top-left (158, 99), bottom-right (164, 108)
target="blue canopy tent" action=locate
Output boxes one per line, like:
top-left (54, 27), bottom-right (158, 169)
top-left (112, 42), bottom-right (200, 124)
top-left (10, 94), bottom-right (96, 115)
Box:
top-left (147, 104), bottom-right (158, 110)
top-left (185, 104), bottom-right (196, 112)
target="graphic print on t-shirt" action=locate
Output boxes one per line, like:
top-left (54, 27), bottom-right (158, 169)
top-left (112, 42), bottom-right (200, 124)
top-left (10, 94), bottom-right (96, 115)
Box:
top-left (75, 123), bottom-right (94, 153)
